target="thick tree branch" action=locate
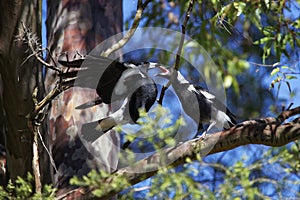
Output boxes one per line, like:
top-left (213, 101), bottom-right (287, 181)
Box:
top-left (105, 114), bottom-right (300, 199)
top-left (64, 106), bottom-right (300, 199)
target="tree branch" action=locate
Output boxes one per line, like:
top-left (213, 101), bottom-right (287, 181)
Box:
top-left (28, 84), bottom-right (70, 122)
top-left (64, 106), bottom-right (300, 199)
top-left (19, 23), bottom-right (61, 72)
top-left (32, 126), bottom-right (41, 193)
top-left (158, 0), bottom-right (194, 105)
top-left (174, 0), bottom-right (194, 71)
top-left (101, 0), bottom-right (152, 57)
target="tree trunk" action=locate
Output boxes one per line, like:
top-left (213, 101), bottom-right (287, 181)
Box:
top-left (45, 0), bottom-right (123, 194)
top-left (0, 0), bottom-right (42, 182)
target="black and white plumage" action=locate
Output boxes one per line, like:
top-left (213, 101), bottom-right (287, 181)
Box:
top-left (59, 56), bottom-right (159, 143)
top-left (59, 56), bottom-right (158, 107)
top-left (157, 66), bottom-right (236, 137)
top-left (93, 65), bottom-right (158, 132)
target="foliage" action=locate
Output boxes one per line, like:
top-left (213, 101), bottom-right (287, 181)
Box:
top-left (70, 106), bottom-right (184, 198)
top-left (136, 0), bottom-right (300, 118)
top-left (120, 105), bottom-right (182, 152)
top-left (70, 169), bottom-right (130, 198)
top-left (68, 106), bottom-right (300, 199)
top-left (0, 173), bottom-right (56, 199)
top-left (270, 65), bottom-right (298, 97)
top-left (119, 145), bottom-right (300, 199)
top-left (146, 165), bottom-right (208, 199)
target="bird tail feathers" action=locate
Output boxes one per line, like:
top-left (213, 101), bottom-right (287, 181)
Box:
top-left (75, 97), bottom-right (103, 109)
top-left (80, 117), bottom-right (116, 142)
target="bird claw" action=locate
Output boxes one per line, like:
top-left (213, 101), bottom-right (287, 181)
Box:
top-left (193, 131), bottom-right (206, 140)
top-left (198, 131), bottom-right (207, 140)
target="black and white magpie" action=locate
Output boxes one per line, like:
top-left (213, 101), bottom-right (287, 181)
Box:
top-left (91, 63), bottom-right (158, 133)
top-left (157, 65), bottom-right (236, 138)
top-left (59, 55), bottom-right (158, 107)
top-left (59, 56), bottom-right (159, 143)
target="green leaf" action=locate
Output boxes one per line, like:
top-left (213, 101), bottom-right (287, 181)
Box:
top-left (253, 37), bottom-right (274, 45)
top-left (270, 67), bottom-right (280, 76)
top-left (281, 65), bottom-right (290, 69)
top-left (223, 75), bottom-right (233, 88)
top-left (233, 2), bottom-right (246, 16)
top-left (264, 0), bottom-right (270, 8)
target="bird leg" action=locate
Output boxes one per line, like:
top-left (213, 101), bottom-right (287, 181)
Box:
top-left (199, 121), bottom-right (216, 140)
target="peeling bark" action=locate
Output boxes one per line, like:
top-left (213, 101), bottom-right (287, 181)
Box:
top-left (45, 0), bottom-right (123, 195)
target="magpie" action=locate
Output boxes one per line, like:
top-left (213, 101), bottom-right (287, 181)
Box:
top-left (157, 65), bottom-right (236, 138)
top-left (59, 55), bottom-right (158, 107)
top-left (90, 65), bottom-right (158, 132)
top-left (58, 56), bottom-right (159, 144)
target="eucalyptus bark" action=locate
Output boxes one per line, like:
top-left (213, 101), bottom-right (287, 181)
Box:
top-left (45, 0), bottom-right (123, 195)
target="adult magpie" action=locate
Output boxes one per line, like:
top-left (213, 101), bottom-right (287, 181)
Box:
top-left (59, 56), bottom-right (159, 143)
top-left (90, 64), bottom-right (158, 133)
top-left (59, 55), bottom-right (158, 106)
top-left (157, 65), bottom-right (236, 138)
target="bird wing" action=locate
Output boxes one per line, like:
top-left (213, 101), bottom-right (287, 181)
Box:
top-left (193, 84), bottom-right (236, 127)
top-left (96, 60), bottom-right (128, 103)
top-left (199, 89), bottom-right (215, 100)
top-left (192, 85), bottom-right (215, 99)
top-left (58, 55), bottom-right (120, 91)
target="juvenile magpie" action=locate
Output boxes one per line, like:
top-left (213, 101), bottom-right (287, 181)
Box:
top-left (157, 65), bottom-right (236, 138)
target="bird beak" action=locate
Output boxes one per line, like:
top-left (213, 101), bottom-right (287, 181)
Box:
top-left (148, 62), bottom-right (161, 70)
top-left (154, 65), bottom-right (171, 77)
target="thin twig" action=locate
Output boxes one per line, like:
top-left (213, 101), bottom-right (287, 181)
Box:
top-left (32, 49), bottom-right (60, 72)
top-left (101, 0), bottom-right (152, 57)
top-left (158, 0), bottom-right (195, 105)
top-left (20, 22), bottom-right (63, 192)
top-left (28, 83), bottom-right (66, 184)
top-left (248, 61), bottom-right (280, 68)
top-left (37, 127), bottom-right (58, 173)
top-left (29, 83), bottom-right (70, 120)
top-left (20, 23), bottom-right (60, 72)
top-left (277, 106), bottom-right (300, 123)
top-left (174, 0), bottom-right (194, 71)
top-left (45, 47), bottom-right (60, 72)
